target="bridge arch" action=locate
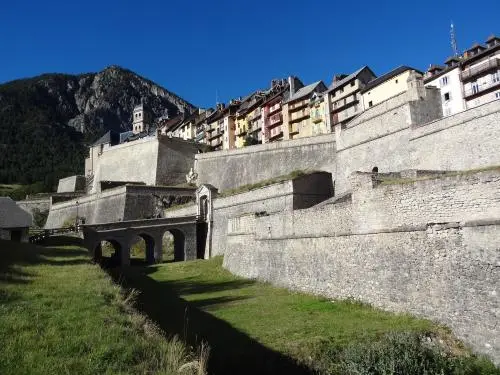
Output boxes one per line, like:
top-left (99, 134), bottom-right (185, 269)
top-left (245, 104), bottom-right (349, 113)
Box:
top-left (83, 215), bottom-right (204, 266)
top-left (134, 232), bottom-right (156, 263)
top-left (166, 228), bottom-right (186, 262)
top-left (94, 238), bottom-right (122, 264)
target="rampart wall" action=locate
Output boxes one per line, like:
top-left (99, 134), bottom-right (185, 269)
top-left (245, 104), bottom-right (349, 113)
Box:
top-left (45, 185), bottom-right (195, 228)
top-left (195, 133), bottom-right (336, 192)
top-left (223, 170), bottom-right (500, 363)
top-left (165, 172), bottom-right (334, 256)
top-left (89, 136), bottom-right (200, 193)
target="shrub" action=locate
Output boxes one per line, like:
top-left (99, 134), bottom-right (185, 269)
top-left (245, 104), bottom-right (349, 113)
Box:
top-left (330, 332), bottom-right (500, 375)
top-left (32, 208), bottom-right (49, 228)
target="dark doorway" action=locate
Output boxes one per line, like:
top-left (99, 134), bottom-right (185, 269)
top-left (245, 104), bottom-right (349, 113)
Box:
top-left (10, 230), bottom-right (22, 242)
top-left (196, 222), bottom-right (208, 259)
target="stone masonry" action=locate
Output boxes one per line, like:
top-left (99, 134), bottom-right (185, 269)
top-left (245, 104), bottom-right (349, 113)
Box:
top-left (223, 169), bottom-right (500, 363)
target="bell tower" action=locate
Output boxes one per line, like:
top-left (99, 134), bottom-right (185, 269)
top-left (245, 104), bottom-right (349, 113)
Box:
top-left (132, 102), bottom-right (150, 134)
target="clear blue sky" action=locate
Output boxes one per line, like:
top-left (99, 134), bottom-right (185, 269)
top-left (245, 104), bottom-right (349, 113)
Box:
top-left (1, 0), bottom-right (498, 108)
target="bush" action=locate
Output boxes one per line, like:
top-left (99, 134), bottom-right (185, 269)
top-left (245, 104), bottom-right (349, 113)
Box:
top-left (32, 208), bottom-right (49, 228)
top-left (329, 332), bottom-right (500, 375)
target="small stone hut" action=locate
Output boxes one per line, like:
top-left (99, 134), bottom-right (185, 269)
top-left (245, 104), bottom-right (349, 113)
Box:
top-left (0, 197), bottom-right (32, 242)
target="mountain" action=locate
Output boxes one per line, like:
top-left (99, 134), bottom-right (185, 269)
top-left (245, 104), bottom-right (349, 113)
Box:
top-left (0, 66), bottom-right (196, 189)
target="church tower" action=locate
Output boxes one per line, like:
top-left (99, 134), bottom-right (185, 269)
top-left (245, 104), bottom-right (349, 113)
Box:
top-left (132, 102), bottom-right (151, 134)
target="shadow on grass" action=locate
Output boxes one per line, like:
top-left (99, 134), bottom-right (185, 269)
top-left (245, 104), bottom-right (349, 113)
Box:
top-left (107, 265), bottom-right (314, 375)
top-left (0, 237), bottom-right (91, 286)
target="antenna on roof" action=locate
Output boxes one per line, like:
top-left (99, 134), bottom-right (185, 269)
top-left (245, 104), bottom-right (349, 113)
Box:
top-left (450, 22), bottom-right (459, 57)
top-left (215, 89), bottom-right (219, 106)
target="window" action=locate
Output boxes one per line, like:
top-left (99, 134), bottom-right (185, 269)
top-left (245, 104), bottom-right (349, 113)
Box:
top-left (339, 87), bottom-right (344, 93)
top-left (493, 71), bottom-right (500, 83)
top-left (350, 81), bottom-right (355, 87)
top-left (496, 92), bottom-right (500, 99)
top-left (440, 76), bottom-right (449, 86)
top-left (368, 101), bottom-right (373, 107)
top-left (443, 92), bottom-right (451, 101)
top-left (472, 81), bottom-right (479, 94)
top-left (395, 79), bottom-right (398, 84)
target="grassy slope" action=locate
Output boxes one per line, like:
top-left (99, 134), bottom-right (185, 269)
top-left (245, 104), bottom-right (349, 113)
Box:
top-left (117, 257), bottom-right (497, 375)
top-left (0, 238), bottom-right (205, 375)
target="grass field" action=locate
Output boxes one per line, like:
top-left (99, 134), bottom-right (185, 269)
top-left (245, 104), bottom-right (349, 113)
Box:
top-left (0, 237), bottom-right (207, 375)
top-left (114, 257), bottom-right (499, 375)
top-left (0, 184), bottom-right (22, 196)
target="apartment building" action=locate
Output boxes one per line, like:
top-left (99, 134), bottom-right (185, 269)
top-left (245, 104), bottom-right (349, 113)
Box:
top-left (235, 93), bottom-right (265, 148)
top-left (205, 102), bottom-right (239, 151)
top-left (360, 66), bottom-right (423, 109)
top-left (325, 66), bottom-right (376, 129)
top-left (261, 79), bottom-right (289, 143)
top-left (166, 109), bottom-right (205, 140)
top-left (460, 35), bottom-right (500, 108)
top-left (283, 79), bottom-right (327, 140)
top-left (424, 57), bottom-right (464, 116)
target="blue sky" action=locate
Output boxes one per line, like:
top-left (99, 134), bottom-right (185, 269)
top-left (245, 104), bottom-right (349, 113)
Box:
top-left (1, 0), bottom-right (498, 108)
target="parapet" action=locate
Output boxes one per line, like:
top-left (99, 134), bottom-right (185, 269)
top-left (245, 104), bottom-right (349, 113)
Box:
top-left (56, 175), bottom-right (86, 193)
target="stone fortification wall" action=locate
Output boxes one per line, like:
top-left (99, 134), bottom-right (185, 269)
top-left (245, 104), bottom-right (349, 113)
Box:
top-left (410, 99), bottom-right (500, 171)
top-left (88, 136), bottom-right (200, 194)
top-left (91, 137), bottom-right (159, 192)
top-left (17, 198), bottom-right (51, 216)
top-left (57, 175), bottom-right (86, 193)
top-left (334, 88), bottom-right (442, 194)
top-left (156, 137), bottom-right (201, 186)
top-left (195, 133), bottom-right (336, 192)
top-left (164, 172), bottom-right (334, 256)
top-left (45, 185), bottom-right (195, 228)
top-left (223, 170), bottom-right (500, 363)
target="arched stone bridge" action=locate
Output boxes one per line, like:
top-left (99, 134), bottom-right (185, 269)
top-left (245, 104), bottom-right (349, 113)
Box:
top-left (82, 215), bottom-right (208, 266)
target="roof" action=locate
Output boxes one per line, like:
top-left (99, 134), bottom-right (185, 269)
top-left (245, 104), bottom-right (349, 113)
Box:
top-left (92, 130), bottom-right (120, 146)
top-left (286, 81), bottom-right (327, 103)
top-left (0, 197), bottom-right (32, 228)
top-left (360, 66), bottom-right (423, 93)
top-left (119, 131), bottom-right (134, 143)
top-left (486, 34), bottom-right (500, 42)
top-left (466, 43), bottom-right (486, 52)
top-left (327, 66), bottom-right (376, 92)
top-left (427, 64), bottom-right (444, 72)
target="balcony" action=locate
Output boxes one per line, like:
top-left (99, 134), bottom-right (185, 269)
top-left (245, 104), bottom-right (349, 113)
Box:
top-left (269, 102), bottom-right (281, 114)
top-left (461, 59), bottom-right (500, 82)
top-left (310, 109), bottom-right (323, 123)
top-left (251, 108), bottom-right (262, 120)
top-left (289, 100), bottom-right (307, 111)
top-left (207, 129), bottom-right (223, 140)
top-left (268, 113), bottom-right (282, 126)
top-left (269, 125), bottom-right (283, 139)
top-left (289, 108), bottom-right (309, 123)
top-left (235, 125), bottom-right (248, 136)
top-left (464, 79), bottom-right (500, 99)
top-left (331, 95), bottom-right (359, 113)
top-left (289, 123), bottom-right (299, 135)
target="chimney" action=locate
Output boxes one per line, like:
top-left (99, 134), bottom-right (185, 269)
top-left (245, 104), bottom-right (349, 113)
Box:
top-left (288, 76), bottom-right (296, 96)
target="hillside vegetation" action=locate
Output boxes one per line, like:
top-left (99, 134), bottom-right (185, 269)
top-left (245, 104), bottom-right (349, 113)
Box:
top-left (0, 66), bottom-right (196, 189)
top-left (0, 237), bottom-right (207, 375)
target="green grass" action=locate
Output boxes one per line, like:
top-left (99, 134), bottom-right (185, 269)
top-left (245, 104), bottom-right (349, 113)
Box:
top-left (0, 238), bottom-right (207, 375)
top-left (379, 165), bottom-right (500, 186)
top-left (219, 169), bottom-right (315, 197)
top-left (114, 257), bottom-right (499, 375)
top-left (0, 184), bottom-right (22, 196)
